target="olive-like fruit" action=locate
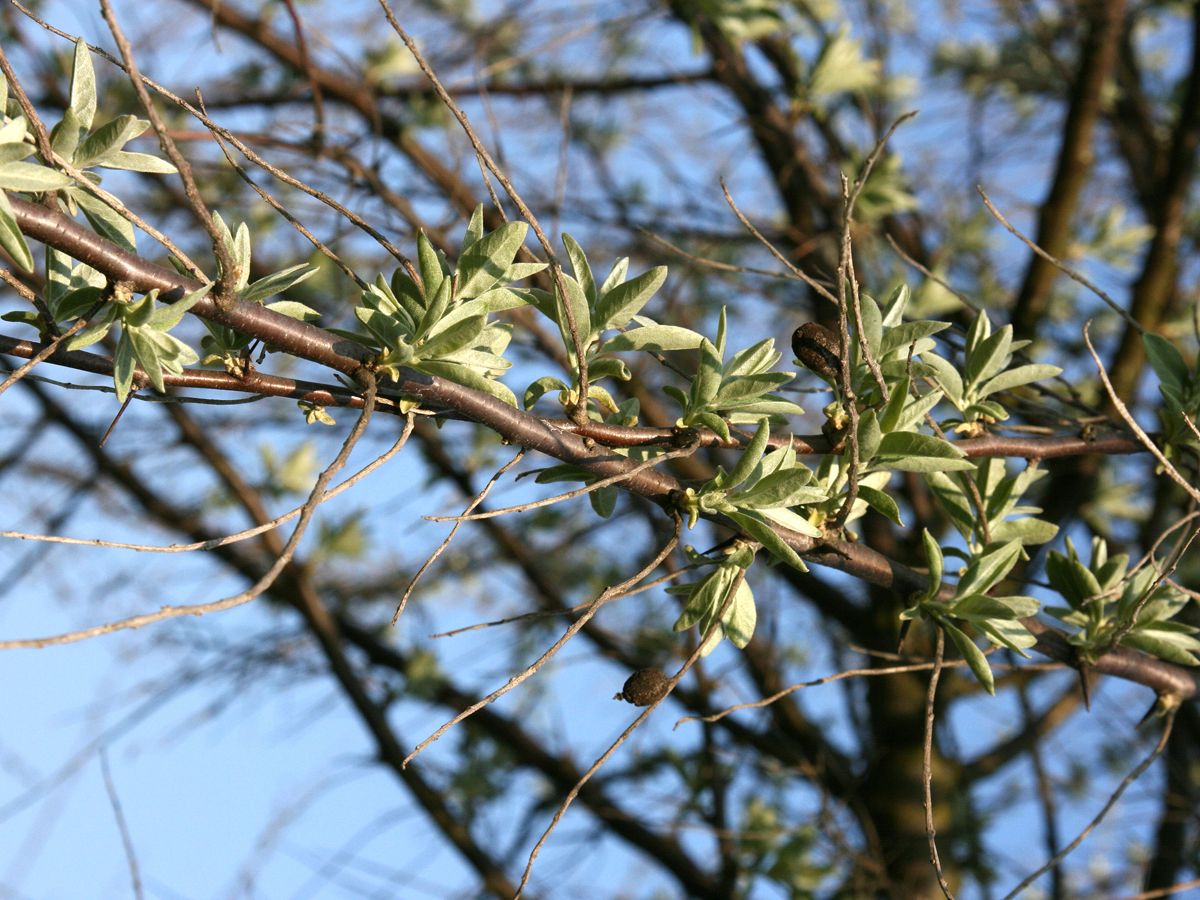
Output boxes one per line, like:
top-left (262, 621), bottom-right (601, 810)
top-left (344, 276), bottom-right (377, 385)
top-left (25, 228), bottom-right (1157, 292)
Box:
top-left (791, 322), bottom-right (842, 382)
top-left (614, 668), bottom-right (670, 706)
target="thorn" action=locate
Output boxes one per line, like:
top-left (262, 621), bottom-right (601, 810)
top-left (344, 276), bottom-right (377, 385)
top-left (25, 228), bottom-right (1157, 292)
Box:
top-left (99, 391), bottom-right (136, 448)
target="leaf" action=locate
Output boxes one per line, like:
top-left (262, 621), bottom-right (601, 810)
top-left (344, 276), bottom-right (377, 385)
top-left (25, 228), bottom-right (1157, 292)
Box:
top-left (416, 231), bottom-right (444, 301)
top-left (601, 324), bottom-right (705, 352)
top-left (924, 353), bottom-right (964, 409)
top-left (977, 364), bottom-right (1062, 398)
top-left (595, 265), bottom-right (668, 332)
top-left (95, 150), bottom-right (177, 174)
top-left (879, 320), bottom-right (950, 358)
top-left (589, 485), bottom-right (618, 519)
top-left (956, 540), bottom-right (1023, 597)
top-left (921, 529), bottom-right (943, 600)
top-left (727, 509), bottom-right (807, 571)
top-left (966, 324), bottom-right (1012, 387)
top-left (147, 284), bottom-right (211, 331)
top-left (759, 506), bottom-right (824, 538)
top-left (73, 115), bottom-right (145, 169)
top-left (0, 190), bottom-right (33, 271)
top-left (456, 221), bottom-right (529, 300)
top-left (72, 189), bottom-right (136, 251)
top-left (0, 161), bottom-right (71, 191)
top-left (598, 257), bottom-right (629, 296)
top-left (736, 470), bottom-right (827, 510)
top-left (721, 419), bottom-right (771, 490)
top-left (856, 483), bottom-right (902, 525)
top-left (113, 331), bottom-right (136, 402)
top-left (68, 39), bottom-right (97, 131)
top-left (561, 233), bottom-right (596, 305)
top-left (722, 577), bottom-right (757, 648)
top-left (874, 432), bottom-right (974, 472)
top-left (419, 315), bottom-right (486, 359)
top-left (1143, 334), bottom-right (1190, 393)
top-left (127, 327), bottom-right (165, 393)
top-left (941, 620), bottom-right (995, 694)
top-left (523, 375), bottom-right (568, 408)
top-left (857, 409), bottom-right (882, 461)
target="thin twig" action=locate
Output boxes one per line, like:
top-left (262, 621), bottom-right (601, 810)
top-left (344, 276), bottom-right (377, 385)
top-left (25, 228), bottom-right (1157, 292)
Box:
top-left (514, 564), bottom-right (746, 897)
top-left (719, 180), bottom-right (838, 305)
top-left (923, 628), bottom-right (955, 899)
top-left (100, 0), bottom-right (237, 297)
top-left (675, 659), bottom-right (978, 727)
top-left (0, 317), bottom-right (91, 397)
top-left (1001, 715), bottom-right (1175, 900)
top-left (1083, 322), bottom-right (1200, 504)
top-left (424, 445), bottom-right (698, 522)
top-left (0, 424), bottom-right (408, 554)
top-left (0, 376), bottom-right (389, 649)
top-left (403, 514), bottom-right (682, 769)
top-left (979, 187), bottom-right (1142, 332)
top-left (376, 1), bottom-right (592, 423)
top-left (392, 448), bottom-right (527, 625)
top-left (428, 565), bottom-right (691, 639)
top-left (99, 748), bottom-right (144, 900)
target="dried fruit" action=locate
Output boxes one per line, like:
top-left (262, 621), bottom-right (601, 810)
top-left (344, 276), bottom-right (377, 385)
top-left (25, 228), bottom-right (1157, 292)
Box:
top-left (791, 322), bottom-right (842, 382)
top-left (614, 668), bottom-right (670, 706)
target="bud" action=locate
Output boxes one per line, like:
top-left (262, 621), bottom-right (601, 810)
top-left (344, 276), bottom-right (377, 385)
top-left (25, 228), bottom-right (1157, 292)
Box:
top-left (791, 322), bottom-right (842, 382)
top-left (614, 668), bottom-right (670, 706)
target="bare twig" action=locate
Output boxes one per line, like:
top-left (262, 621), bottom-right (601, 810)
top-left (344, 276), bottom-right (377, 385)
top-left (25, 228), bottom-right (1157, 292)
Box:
top-left (979, 187), bottom-right (1142, 332)
top-left (1001, 715), bottom-right (1175, 900)
top-left (393, 448), bottom-right (527, 625)
top-left (376, 1), bottom-right (592, 423)
top-left (923, 628), bottom-right (955, 899)
top-left (403, 514), bottom-right (682, 768)
top-left (1083, 322), bottom-right (1200, 504)
top-left (514, 564), bottom-right (746, 896)
top-left (424, 445), bottom-right (698, 522)
top-left (99, 749), bottom-right (144, 900)
top-left (0, 376), bottom-right (389, 649)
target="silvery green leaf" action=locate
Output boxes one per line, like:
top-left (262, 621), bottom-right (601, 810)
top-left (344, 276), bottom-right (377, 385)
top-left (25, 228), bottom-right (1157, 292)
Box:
top-left (68, 39), bottom-right (97, 130)
top-left (923, 353), bottom-right (964, 409)
top-left (722, 418), bottom-right (770, 490)
top-left (722, 577), bottom-right (756, 648)
top-left (601, 324), bottom-right (704, 352)
top-left (456, 221), bottom-right (528, 300)
top-left (112, 331), bottom-right (136, 402)
top-left (966, 324), bottom-right (1012, 386)
top-left (956, 540), bottom-right (1023, 597)
top-left (0, 160), bottom-right (71, 191)
top-left (94, 150), bottom-right (177, 174)
top-left (524, 375), bottom-right (568, 408)
top-left (857, 483), bottom-right (902, 524)
top-left (726, 509), bottom-right (807, 571)
top-left (759, 505), bottom-right (823, 538)
top-left (978, 364), bottom-right (1062, 398)
top-left (879, 320), bottom-right (949, 358)
top-left (148, 284), bottom-right (211, 331)
top-left (72, 189), bottom-right (137, 251)
top-left (242, 263), bottom-right (318, 304)
top-left (921, 529), bottom-right (943, 599)
top-left (598, 256), bottom-right (629, 296)
top-left (725, 338), bottom-right (778, 377)
top-left (73, 115), bottom-right (145, 169)
top-left (419, 315), bottom-right (486, 359)
top-left (941, 620), bottom-right (994, 694)
top-left (0, 190), bottom-right (32, 271)
top-left (417, 231), bottom-right (444, 301)
top-left (595, 265), bottom-right (667, 332)
top-left (874, 432), bottom-right (974, 472)
top-left (562, 233), bottom-right (596, 305)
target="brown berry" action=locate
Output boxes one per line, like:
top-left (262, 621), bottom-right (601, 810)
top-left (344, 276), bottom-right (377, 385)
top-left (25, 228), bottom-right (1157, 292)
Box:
top-left (614, 668), bottom-right (670, 706)
top-left (791, 322), bottom-right (842, 382)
